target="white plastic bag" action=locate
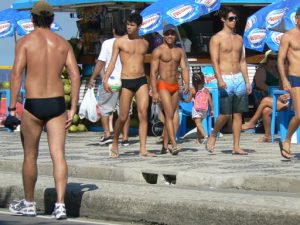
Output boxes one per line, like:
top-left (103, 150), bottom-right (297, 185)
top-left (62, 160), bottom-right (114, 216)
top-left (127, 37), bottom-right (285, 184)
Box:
top-left (79, 88), bottom-right (101, 122)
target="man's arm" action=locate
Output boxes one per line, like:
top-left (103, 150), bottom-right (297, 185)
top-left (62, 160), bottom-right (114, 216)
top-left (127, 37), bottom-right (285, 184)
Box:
top-left (209, 35), bottom-right (226, 89)
top-left (240, 45), bottom-right (251, 94)
top-left (103, 39), bottom-right (120, 92)
top-left (65, 43), bottom-right (81, 128)
top-left (88, 60), bottom-right (105, 88)
top-left (150, 48), bottom-right (160, 103)
top-left (278, 33), bottom-right (291, 91)
top-left (9, 40), bottom-right (26, 116)
top-left (179, 49), bottom-right (189, 93)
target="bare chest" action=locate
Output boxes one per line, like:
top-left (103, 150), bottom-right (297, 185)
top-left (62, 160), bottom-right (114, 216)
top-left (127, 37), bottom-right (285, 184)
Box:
top-left (219, 36), bottom-right (242, 53)
top-left (121, 39), bottom-right (148, 55)
top-left (160, 49), bottom-right (181, 63)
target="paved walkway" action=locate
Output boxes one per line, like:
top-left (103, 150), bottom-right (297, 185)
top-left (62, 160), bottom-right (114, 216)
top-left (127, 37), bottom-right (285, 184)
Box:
top-left (1, 128), bottom-right (300, 225)
top-left (0, 128), bottom-right (299, 192)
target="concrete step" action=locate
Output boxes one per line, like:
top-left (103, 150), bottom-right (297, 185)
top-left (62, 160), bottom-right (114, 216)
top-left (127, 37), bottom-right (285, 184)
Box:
top-left (1, 172), bottom-right (300, 225)
top-left (1, 160), bottom-right (300, 194)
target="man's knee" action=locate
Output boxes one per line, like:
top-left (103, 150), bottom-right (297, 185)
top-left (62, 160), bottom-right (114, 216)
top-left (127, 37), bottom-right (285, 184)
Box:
top-left (262, 107), bottom-right (272, 115)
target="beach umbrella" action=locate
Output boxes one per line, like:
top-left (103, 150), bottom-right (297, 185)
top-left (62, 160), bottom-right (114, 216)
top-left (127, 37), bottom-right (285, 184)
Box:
top-left (243, 0), bottom-right (300, 52)
top-left (139, 0), bottom-right (221, 36)
top-left (0, 8), bottom-right (61, 40)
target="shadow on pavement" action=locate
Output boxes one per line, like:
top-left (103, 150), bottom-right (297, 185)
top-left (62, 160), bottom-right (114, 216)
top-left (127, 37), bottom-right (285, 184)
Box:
top-left (44, 183), bottom-right (98, 217)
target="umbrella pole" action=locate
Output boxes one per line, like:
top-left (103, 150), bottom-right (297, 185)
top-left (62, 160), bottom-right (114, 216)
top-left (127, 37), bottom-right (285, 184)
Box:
top-left (14, 30), bottom-right (17, 43)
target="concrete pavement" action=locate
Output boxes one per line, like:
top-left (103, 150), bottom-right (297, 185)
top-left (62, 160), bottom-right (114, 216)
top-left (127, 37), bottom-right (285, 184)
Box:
top-left (0, 128), bottom-right (300, 224)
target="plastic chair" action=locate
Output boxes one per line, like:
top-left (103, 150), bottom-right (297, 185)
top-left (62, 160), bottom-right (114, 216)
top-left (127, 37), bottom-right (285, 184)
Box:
top-left (271, 89), bottom-right (300, 143)
top-left (177, 93), bottom-right (213, 139)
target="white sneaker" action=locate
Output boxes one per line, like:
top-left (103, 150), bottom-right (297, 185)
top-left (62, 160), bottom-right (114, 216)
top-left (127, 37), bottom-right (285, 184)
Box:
top-left (9, 199), bottom-right (37, 216)
top-left (52, 203), bottom-right (67, 220)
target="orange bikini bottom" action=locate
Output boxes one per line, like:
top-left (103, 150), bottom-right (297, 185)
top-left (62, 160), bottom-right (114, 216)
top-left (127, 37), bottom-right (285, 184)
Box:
top-left (157, 80), bottom-right (179, 94)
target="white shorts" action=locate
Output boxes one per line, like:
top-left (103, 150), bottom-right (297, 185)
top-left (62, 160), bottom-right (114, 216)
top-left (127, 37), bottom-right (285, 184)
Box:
top-left (192, 107), bottom-right (207, 119)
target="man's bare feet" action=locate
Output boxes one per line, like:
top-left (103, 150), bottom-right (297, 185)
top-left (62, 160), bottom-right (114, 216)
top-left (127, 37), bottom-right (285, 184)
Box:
top-left (109, 144), bottom-right (119, 158)
top-left (257, 135), bottom-right (272, 143)
top-left (140, 151), bottom-right (157, 157)
top-left (232, 148), bottom-right (248, 155)
top-left (206, 136), bottom-right (216, 153)
top-left (242, 122), bottom-right (255, 131)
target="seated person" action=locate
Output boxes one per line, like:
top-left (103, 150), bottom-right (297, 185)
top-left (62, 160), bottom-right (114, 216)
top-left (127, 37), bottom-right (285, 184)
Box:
top-left (252, 50), bottom-right (280, 105)
top-left (242, 93), bottom-right (290, 142)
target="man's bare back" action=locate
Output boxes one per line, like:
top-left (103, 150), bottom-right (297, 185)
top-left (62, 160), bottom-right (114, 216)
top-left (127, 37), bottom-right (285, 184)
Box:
top-left (210, 31), bottom-right (243, 75)
top-left (116, 35), bottom-right (148, 79)
top-left (153, 44), bottom-right (184, 83)
top-left (17, 29), bottom-right (72, 98)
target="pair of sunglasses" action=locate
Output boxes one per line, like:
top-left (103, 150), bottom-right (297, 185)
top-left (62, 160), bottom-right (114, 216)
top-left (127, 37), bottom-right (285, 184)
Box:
top-left (227, 16), bottom-right (238, 22)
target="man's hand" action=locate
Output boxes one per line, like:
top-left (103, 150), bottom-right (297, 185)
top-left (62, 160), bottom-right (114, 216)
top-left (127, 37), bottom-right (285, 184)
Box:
top-left (218, 79), bottom-right (227, 89)
top-left (65, 110), bottom-right (75, 130)
top-left (278, 94), bottom-right (290, 104)
top-left (210, 110), bottom-right (214, 117)
top-left (88, 79), bottom-right (96, 89)
top-left (103, 79), bottom-right (112, 93)
top-left (152, 91), bottom-right (160, 104)
top-left (246, 82), bottom-right (252, 94)
top-left (282, 80), bottom-right (291, 92)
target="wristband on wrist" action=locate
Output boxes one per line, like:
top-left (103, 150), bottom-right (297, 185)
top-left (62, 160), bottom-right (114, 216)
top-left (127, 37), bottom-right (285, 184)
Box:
top-left (8, 107), bottom-right (16, 112)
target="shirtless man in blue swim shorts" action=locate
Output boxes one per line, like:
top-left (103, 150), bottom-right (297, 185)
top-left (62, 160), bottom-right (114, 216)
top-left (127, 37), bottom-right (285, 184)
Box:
top-left (277, 7), bottom-right (300, 160)
top-left (8, 1), bottom-right (80, 219)
top-left (207, 6), bottom-right (251, 155)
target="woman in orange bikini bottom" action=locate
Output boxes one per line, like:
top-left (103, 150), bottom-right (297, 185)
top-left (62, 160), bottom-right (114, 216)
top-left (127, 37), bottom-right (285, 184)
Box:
top-left (157, 80), bottom-right (179, 94)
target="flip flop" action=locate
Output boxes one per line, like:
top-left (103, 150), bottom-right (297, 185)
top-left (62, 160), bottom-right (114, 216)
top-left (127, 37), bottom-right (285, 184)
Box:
top-left (109, 144), bottom-right (119, 158)
top-left (279, 141), bottom-right (291, 160)
top-left (140, 151), bottom-right (157, 157)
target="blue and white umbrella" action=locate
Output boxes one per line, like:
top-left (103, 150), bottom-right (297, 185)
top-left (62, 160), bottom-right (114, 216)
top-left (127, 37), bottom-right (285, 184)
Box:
top-left (139, 0), bottom-right (221, 36)
top-left (0, 8), bottom-right (61, 39)
top-left (243, 0), bottom-right (300, 52)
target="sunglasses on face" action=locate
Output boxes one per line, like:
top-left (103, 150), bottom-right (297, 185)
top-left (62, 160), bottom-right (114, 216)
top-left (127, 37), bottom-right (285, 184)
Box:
top-left (227, 16), bottom-right (238, 22)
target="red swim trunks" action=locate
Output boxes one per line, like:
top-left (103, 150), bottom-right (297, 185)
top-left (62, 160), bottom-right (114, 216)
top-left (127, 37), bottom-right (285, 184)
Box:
top-left (157, 80), bottom-right (179, 94)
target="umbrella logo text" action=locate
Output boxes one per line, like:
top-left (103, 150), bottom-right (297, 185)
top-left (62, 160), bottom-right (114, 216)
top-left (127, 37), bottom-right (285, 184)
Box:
top-left (245, 15), bottom-right (257, 32)
top-left (17, 19), bottom-right (34, 34)
top-left (0, 21), bottom-right (11, 34)
top-left (141, 13), bottom-right (161, 30)
top-left (266, 9), bottom-right (286, 28)
top-left (196, 0), bottom-right (218, 8)
top-left (247, 28), bottom-right (266, 46)
top-left (271, 32), bottom-right (283, 46)
top-left (167, 4), bottom-right (195, 20)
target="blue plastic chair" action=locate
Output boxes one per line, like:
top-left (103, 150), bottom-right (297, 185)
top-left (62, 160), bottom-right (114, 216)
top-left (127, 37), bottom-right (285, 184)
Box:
top-left (177, 94), bottom-right (212, 139)
top-left (271, 89), bottom-right (300, 143)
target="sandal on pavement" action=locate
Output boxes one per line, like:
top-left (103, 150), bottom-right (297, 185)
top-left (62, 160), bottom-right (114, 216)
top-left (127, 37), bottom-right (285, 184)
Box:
top-left (279, 141), bottom-right (292, 160)
top-left (109, 144), bottom-right (119, 158)
top-left (160, 146), bottom-right (169, 154)
top-left (170, 146), bottom-right (180, 156)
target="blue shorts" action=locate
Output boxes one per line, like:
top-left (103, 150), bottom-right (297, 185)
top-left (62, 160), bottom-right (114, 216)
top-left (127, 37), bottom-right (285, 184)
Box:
top-left (289, 75), bottom-right (300, 88)
top-left (219, 72), bottom-right (248, 114)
